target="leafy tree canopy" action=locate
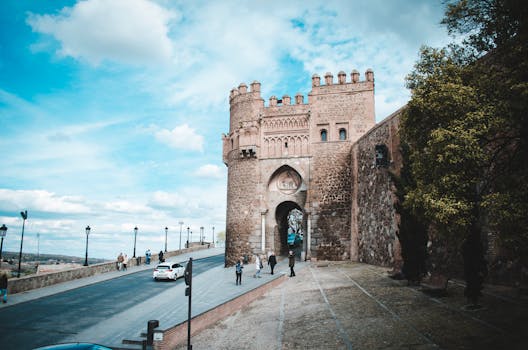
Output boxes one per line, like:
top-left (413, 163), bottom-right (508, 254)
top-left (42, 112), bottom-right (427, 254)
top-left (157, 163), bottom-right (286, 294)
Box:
top-left (402, 0), bottom-right (528, 256)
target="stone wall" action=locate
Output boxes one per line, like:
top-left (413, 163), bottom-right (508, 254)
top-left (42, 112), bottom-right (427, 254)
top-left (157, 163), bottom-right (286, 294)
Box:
top-left (351, 108), bottom-right (403, 267)
top-left (7, 244), bottom-right (209, 294)
top-left (310, 142), bottom-right (353, 260)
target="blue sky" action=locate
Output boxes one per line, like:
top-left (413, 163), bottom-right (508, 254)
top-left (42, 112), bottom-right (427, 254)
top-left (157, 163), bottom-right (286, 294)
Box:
top-left (0, 0), bottom-right (450, 259)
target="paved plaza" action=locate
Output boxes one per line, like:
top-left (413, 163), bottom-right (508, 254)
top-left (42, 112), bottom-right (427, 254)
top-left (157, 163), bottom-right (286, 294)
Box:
top-left (3, 248), bottom-right (527, 349)
top-left (177, 261), bottom-right (528, 350)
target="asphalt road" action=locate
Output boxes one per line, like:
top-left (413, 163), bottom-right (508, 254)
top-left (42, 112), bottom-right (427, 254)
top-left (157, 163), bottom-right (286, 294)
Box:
top-left (0, 254), bottom-right (224, 350)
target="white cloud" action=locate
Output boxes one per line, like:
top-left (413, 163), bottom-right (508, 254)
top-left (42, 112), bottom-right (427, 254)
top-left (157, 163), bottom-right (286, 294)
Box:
top-left (0, 189), bottom-right (91, 214)
top-left (27, 0), bottom-right (177, 65)
top-left (154, 124), bottom-right (204, 151)
top-left (149, 191), bottom-right (187, 209)
top-left (194, 164), bottom-right (225, 179)
top-left (102, 200), bottom-right (153, 214)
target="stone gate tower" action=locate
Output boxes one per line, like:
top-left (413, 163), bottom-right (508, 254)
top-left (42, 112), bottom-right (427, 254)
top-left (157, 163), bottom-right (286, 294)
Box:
top-left (223, 69), bottom-right (375, 265)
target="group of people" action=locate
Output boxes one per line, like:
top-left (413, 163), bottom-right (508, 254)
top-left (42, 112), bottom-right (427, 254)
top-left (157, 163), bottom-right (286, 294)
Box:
top-left (117, 249), bottom-right (164, 270)
top-left (116, 252), bottom-right (129, 271)
top-left (235, 250), bottom-right (296, 285)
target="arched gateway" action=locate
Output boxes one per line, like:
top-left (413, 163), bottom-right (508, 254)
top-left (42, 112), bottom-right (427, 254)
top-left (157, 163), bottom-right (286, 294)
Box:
top-left (268, 166), bottom-right (306, 257)
top-left (223, 70), bottom-right (376, 266)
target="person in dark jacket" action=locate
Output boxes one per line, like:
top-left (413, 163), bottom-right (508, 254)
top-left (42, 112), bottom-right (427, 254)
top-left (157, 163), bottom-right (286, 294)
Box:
top-left (288, 250), bottom-right (295, 277)
top-left (159, 250), bottom-right (165, 263)
top-left (235, 259), bottom-right (243, 285)
top-left (0, 271), bottom-right (8, 303)
top-left (268, 251), bottom-right (277, 275)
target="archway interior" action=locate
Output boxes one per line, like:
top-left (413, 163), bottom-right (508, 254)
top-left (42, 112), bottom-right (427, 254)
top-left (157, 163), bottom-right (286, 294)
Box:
top-left (275, 201), bottom-right (304, 256)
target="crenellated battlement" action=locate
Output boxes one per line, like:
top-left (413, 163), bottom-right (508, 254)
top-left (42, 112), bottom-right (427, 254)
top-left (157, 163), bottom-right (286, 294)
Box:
top-left (312, 68), bottom-right (373, 87)
top-left (229, 69), bottom-right (374, 110)
top-left (229, 81), bottom-right (262, 102)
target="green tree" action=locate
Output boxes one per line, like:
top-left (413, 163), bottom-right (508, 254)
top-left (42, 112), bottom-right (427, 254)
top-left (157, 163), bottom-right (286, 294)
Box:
top-left (442, 0), bottom-right (528, 271)
top-left (401, 0), bottom-right (527, 304)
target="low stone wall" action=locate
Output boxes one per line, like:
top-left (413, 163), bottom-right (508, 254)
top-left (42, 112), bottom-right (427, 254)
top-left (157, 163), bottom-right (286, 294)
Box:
top-left (153, 274), bottom-right (287, 350)
top-left (7, 243), bottom-right (212, 295)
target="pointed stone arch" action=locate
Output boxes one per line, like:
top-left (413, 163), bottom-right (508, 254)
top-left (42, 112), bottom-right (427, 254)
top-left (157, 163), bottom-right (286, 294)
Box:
top-left (267, 165), bottom-right (302, 194)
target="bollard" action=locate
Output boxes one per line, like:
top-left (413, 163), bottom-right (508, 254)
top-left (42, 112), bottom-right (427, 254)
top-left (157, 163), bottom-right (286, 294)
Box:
top-left (147, 319), bottom-right (159, 346)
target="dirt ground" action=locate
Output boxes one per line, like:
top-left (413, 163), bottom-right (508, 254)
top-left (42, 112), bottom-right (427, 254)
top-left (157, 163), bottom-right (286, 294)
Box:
top-left (176, 261), bottom-right (528, 349)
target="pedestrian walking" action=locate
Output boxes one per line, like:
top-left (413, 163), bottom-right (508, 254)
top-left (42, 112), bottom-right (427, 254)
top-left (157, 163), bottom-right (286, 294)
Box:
top-left (235, 259), bottom-right (243, 285)
top-left (122, 254), bottom-right (128, 271)
top-left (117, 253), bottom-right (124, 271)
top-left (288, 250), bottom-right (296, 277)
top-left (254, 254), bottom-right (262, 278)
top-left (159, 250), bottom-right (164, 263)
top-left (145, 249), bottom-right (151, 265)
top-left (0, 271), bottom-right (8, 303)
top-left (268, 251), bottom-right (277, 275)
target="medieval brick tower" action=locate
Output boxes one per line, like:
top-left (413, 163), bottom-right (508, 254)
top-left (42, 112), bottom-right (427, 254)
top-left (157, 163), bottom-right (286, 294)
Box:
top-left (223, 69), bottom-right (375, 265)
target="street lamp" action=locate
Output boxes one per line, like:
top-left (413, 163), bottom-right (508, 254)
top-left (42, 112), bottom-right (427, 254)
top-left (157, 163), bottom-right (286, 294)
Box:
top-left (164, 226), bottom-right (168, 252)
top-left (200, 226), bottom-right (204, 245)
top-left (179, 221), bottom-right (184, 251)
top-left (212, 226), bottom-right (215, 245)
top-left (133, 226), bottom-right (138, 258)
top-left (37, 233), bottom-right (40, 259)
top-left (17, 210), bottom-right (28, 278)
top-left (84, 226), bottom-right (91, 266)
top-left (0, 224), bottom-right (7, 267)
top-left (186, 227), bottom-right (190, 248)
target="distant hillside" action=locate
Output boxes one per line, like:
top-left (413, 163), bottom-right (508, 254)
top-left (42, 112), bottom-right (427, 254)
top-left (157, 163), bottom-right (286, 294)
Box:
top-left (1, 251), bottom-right (110, 265)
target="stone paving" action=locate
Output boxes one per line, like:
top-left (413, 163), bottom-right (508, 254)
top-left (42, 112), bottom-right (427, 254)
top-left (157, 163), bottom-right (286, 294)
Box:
top-left (176, 261), bottom-right (528, 350)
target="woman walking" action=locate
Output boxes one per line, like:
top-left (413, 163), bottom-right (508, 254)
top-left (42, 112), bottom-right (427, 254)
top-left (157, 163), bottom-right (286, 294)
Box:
top-left (254, 255), bottom-right (262, 278)
top-left (288, 250), bottom-right (296, 277)
top-left (122, 254), bottom-right (128, 271)
top-left (268, 251), bottom-right (277, 275)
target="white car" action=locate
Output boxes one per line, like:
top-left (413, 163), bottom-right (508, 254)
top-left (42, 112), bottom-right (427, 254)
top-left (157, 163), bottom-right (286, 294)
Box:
top-left (153, 262), bottom-right (185, 281)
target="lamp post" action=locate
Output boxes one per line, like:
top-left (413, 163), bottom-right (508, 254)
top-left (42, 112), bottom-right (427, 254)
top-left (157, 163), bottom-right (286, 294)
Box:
top-left (37, 233), bottom-right (40, 259)
top-left (212, 226), bottom-right (215, 245)
top-left (200, 226), bottom-right (204, 245)
top-left (179, 221), bottom-right (184, 251)
top-left (17, 210), bottom-right (28, 278)
top-left (164, 226), bottom-right (168, 252)
top-left (0, 224), bottom-right (7, 267)
top-left (186, 227), bottom-right (190, 248)
top-left (84, 226), bottom-right (91, 266)
top-left (133, 226), bottom-right (138, 258)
